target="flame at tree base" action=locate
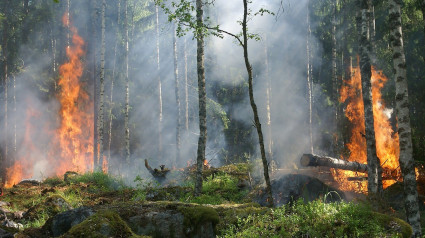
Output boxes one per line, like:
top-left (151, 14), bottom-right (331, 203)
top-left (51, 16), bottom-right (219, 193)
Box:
top-left (335, 61), bottom-right (401, 193)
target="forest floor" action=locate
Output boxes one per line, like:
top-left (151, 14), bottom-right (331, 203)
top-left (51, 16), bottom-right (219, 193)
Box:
top-left (0, 163), bottom-right (422, 237)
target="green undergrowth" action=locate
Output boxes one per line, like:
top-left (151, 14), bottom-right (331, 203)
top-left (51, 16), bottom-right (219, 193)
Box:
top-left (65, 171), bottom-right (127, 193)
top-left (220, 199), bottom-right (412, 238)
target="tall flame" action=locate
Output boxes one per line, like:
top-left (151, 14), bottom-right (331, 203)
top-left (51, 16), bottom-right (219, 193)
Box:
top-left (334, 60), bottom-right (400, 192)
top-left (52, 13), bottom-right (94, 175)
top-left (3, 12), bottom-right (93, 187)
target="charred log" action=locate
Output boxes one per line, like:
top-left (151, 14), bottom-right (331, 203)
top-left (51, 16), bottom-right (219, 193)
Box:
top-left (300, 154), bottom-right (368, 173)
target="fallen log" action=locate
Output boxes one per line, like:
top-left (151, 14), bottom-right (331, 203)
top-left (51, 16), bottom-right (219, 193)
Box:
top-left (300, 154), bottom-right (368, 173)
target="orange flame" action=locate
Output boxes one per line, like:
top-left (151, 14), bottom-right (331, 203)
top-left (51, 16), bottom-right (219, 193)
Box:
top-left (334, 60), bottom-right (400, 192)
top-left (51, 12), bottom-right (94, 175)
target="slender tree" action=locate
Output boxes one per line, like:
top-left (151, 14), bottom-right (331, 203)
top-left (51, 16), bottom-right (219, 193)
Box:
top-left (264, 36), bottom-right (274, 160)
top-left (307, 0), bottom-right (314, 154)
top-left (156, 4), bottom-right (163, 161)
top-left (92, 0), bottom-right (99, 169)
top-left (124, 0), bottom-right (130, 165)
top-left (184, 37), bottom-right (189, 131)
top-left (194, 0), bottom-right (207, 197)
top-left (97, 0), bottom-right (106, 170)
top-left (389, 0), bottom-right (422, 235)
top-left (358, 0), bottom-right (382, 194)
top-left (173, 23), bottom-right (181, 166)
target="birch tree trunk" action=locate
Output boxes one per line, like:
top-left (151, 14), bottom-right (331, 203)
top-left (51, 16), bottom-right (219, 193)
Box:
top-left (156, 5), bottom-right (163, 161)
top-left (358, 0), bottom-right (382, 194)
top-left (242, 0), bottom-right (273, 207)
top-left (307, 0), bottom-right (314, 154)
top-left (194, 0), bottom-right (207, 197)
top-left (91, 0), bottom-right (99, 169)
top-left (108, 0), bottom-right (121, 167)
top-left (97, 0), bottom-right (106, 171)
top-left (264, 36), bottom-right (273, 160)
top-left (124, 0), bottom-right (130, 165)
top-left (173, 23), bottom-right (181, 167)
top-left (389, 0), bottom-right (422, 235)
top-left (184, 37), bottom-right (189, 131)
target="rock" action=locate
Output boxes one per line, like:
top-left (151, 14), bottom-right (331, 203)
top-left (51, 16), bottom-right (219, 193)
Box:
top-left (0, 202), bottom-right (9, 208)
top-left (256, 174), bottom-right (345, 207)
top-left (61, 210), bottom-right (136, 238)
top-left (112, 201), bottom-right (218, 238)
top-left (13, 211), bottom-right (24, 220)
top-left (48, 206), bottom-right (94, 237)
top-left (0, 228), bottom-right (14, 238)
top-left (1, 219), bottom-right (23, 230)
top-left (24, 195), bottom-right (72, 220)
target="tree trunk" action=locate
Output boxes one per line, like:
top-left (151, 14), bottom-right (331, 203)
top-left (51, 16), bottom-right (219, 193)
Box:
top-left (368, 0), bottom-right (376, 65)
top-left (97, 0), bottom-right (106, 171)
top-left (242, 0), bottom-right (273, 207)
top-left (124, 0), bottom-right (130, 165)
top-left (358, 0), bottom-right (382, 194)
top-left (156, 5), bottom-right (163, 161)
top-left (108, 0), bottom-right (121, 168)
top-left (264, 36), bottom-right (273, 161)
top-left (307, 0), bottom-right (314, 154)
top-left (194, 0), bottom-right (207, 197)
top-left (300, 154), bottom-right (368, 173)
top-left (2, 9), bottom-right (9, 174)
top-left (389, 0), bottom-right (422, 235)
top-left (91, 0), bottom-right (99, 169)
top-left (173, 23), bottom-right (181, 167)
top-left (184, 37), bottom-right (189, 131)
top-left (331, 0), bottom-right (338, 156)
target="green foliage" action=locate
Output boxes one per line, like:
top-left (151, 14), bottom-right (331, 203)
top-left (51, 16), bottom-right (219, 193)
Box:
top-left (42, 176), bottom-right (65, 187)
top-left (132, 175), bottom-right (160, 201)
top-left (220, 199), bottom-right (412, 238)
top-left (66, 171), bottom-right (127, 193)
top-left (182, 173), bottom-right (249, 205)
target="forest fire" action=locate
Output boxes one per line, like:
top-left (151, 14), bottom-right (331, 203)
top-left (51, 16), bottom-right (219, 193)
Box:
top-left (3, 13), bottom-right (93, 187)
top-left (334, 62), bottom-right (401, 193)
top-left (51, 13), bottom-right (94, 175)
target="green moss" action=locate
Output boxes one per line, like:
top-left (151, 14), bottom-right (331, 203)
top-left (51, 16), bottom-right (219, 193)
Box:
top-left (372, 212), bottom-right (412, 238)
top-left (177, 205), bottom-right (219, 235)
top-left (43, 176), bottom-right (65, 187)
top-left (61, 210), bottom-right (144, 238)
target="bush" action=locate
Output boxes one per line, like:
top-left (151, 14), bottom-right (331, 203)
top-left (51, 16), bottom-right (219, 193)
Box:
top-left (67, 171), bottom-right (126, 192)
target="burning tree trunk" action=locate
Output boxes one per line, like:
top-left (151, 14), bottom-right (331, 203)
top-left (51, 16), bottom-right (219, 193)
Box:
top-left (389, 0), bottom-right (422, 235)
top-left (1, 5), bottom-right (9, 181)
top-left (358, 0), bottom-right (382, 194)
top-left (300, 154), bottom-right (368, 173)
top-left (173, 23), bottom-right (181, 166)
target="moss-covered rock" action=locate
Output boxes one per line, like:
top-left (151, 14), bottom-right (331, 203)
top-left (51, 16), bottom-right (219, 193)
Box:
top-left (24, 194), bottom-right (72, 220)
top-left (61, 210), bottom-right (146, 238)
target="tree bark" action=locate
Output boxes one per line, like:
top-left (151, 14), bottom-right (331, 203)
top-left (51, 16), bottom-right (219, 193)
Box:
top-left (389, 0), bottom-right (422, 235)
top-left (307, 1), bottom-right (314, 154)
top-left (331, 0), bottom-right (339, 156)
top-left (194, 0), bottom-right (207, 197)
top-left (184, 37), bottom-right (189, 131)
top-left (242, 0), bottom-right (273, 207)
top-left (124, 0), bottom-right (130, 165)
top-left (97, 0), bottom-right (106, 171)
top-left (358, 0), bottom-right (382, 194)
top-left (91, 0), bottom-right (99, 169)
top-left (1, 8), bottom-right (9, 180)
top-left (173, 23), bottom-right (181, 167)
top-left (156, 5), bottom-right (163, 161)
top-left (300, 154), bottom-right (368, 173)
top-left (264, 36), bottom-right (274, 161)
top-left (108, 0), bottom-right (121, 166)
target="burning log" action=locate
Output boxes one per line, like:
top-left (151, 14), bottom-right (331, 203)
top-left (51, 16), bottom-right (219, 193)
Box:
top-left (300, 154), bottom-right (368, 173)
